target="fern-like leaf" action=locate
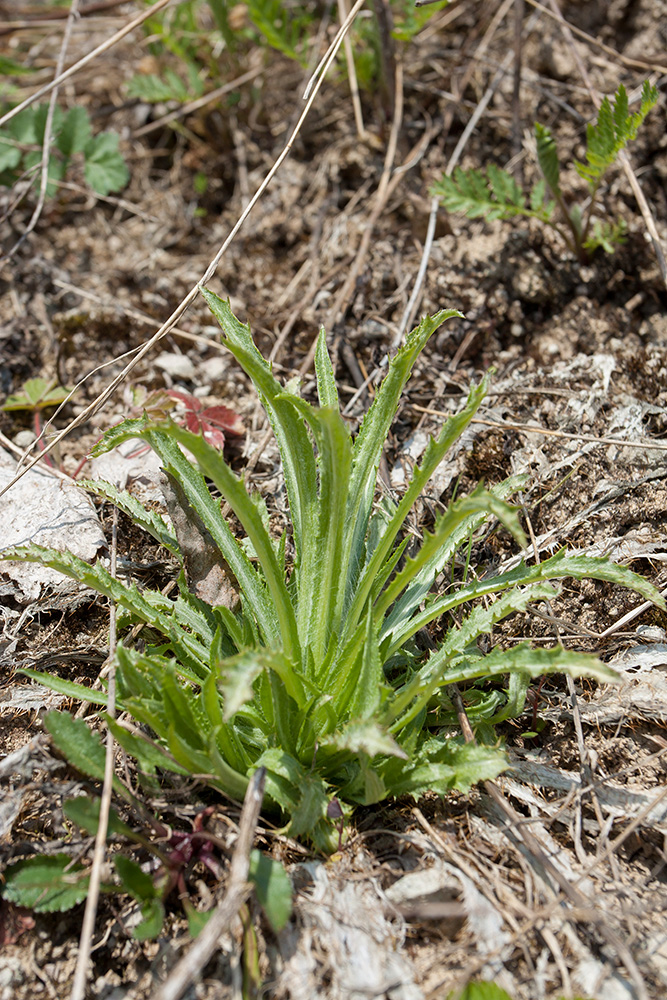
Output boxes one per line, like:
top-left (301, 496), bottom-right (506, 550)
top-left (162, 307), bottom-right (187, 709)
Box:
top-left (575, 81), bottom-right (659, 190)
top-left (433, 165), bottom-right (553, 224)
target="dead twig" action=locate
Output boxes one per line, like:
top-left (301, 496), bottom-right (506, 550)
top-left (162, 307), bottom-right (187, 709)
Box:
top-left (411, 406), bottom-right (667, 452)
top-left (524, 0), bottom-right (667, 74)
top-left (70, 508), bottom-right (118, 1000)
top-left (338, 0), bottom-right (367, 139)
top-left (392, 195), bottom-right (439, 349)
top-left (298, 57), bottom-right (405, 379)
top-left (443, 670), bottom-right (652, 1000)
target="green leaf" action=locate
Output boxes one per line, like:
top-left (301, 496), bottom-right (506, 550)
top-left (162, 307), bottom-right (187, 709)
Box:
top-left (1, 377), bottom-right (70, 411)
top-left (433, 162), bottom-right (556, 225)
top-left (0, 136), bottom-right (21, 172)
top-left (126, 72), bottom-right (190, 103)
top-left (283, 397), bottom-right (352, 659)
top-left (22, 149), bottom-right (66, 199)
top-left (0, 56), bottom-right (31, 75)
top-left (535, 122), bottom-right (560, 195)
top-left (105, 714), bottom-right (189, 777)
top-left (373, 485), bottom-right (526, 622)
top-left (343, 377), bottom-right (490, 642)
top-left (64, 797), bottom-right (135, 839)
top-left (248, 849), bottom-right (292, 931)
top-left (200, 289), bottom-right (318, 573)
top-left (487, 163), bottom-right (523, 208)
top-left (20, 669), bottom-right (108, 707)
top-left (78, 479), bottom-right (180, 559)
top-left (380, 476), bottom-right (526, 650)
top-left (115, 855), bottom-right (157, 902)
top-left (44, 711), bottom-right (128, 798)
top-left (134, 898), bottom-right (165, 940)
top-left (94, 418), bottom-right (280, 648)
top-left (315, 327), bottom-right (338, 408)
top-left (185, 904), bottom-right (213, 937)
top-left (83, 132), bottom-right (129, 195)
top-left (8, 107), bottom-right (37, 144)
top-left (344, 606), bottom-right (383, 721)
top-left (158, 421), bottom-right (300, 663)
top-left (32, 104), bottom-right (64, 145)
top-left (381, 739), bottom-right (508, 800)
top-left (575, 81), bottom-right (658, 190)
top-left (583, 217), bottom-right (627, 254)
top-left (2, 854), bottom-right (89, 913)
top-left (327, 720), bottom-right (407, 760)
top-left (217, 650), bottom-right (264, 720)
top-left (2, 544), bottom-right (206, 670)
top-left (450, 982), bottom-right (514, 1000)
top-left (57, 106), bottom-right (92, 158)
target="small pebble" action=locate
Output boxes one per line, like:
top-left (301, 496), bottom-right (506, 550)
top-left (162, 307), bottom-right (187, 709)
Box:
top-left (154, 352), bottom-right (196, 379)
top-left (13, 429), bottom-right (36, 448)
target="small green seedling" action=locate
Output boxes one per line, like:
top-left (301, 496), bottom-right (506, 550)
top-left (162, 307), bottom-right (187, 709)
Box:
top-left (433, 81), bottom-right (659, 263)
top-left (2, 295), bottom-right (662, 855)
top-left (2, 377), bottom-right (71, 469)
top-left (0, 103), bottom-right (129, 198)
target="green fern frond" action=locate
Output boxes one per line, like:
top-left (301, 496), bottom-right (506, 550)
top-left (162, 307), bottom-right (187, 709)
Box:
top-left (432, 166), bottom-right (553, 224)
top-left (575, 81), bottom-right (659, 189)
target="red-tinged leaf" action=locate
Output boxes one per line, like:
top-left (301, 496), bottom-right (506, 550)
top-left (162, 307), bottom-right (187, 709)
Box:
top-left (167, 389), bottom-right (202, 412)
top-left (183, 411), bottom-right (204, 434)
top-left (200, 425), bottom-right (227, 450)
top-left (0, 898), bottom-right (35, 946)
top-left (181, 409), bottom-right (227, 450)
top-left (200, 405), bottom-right (245, 436)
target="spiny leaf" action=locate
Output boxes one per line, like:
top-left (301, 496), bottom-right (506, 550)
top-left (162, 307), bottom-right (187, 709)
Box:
top-left (78, 479), bottom-right (180, 559)
top-left (20, 669), bottom-right (108, 707)
top-left (44, 711), bottom-right (129, 799)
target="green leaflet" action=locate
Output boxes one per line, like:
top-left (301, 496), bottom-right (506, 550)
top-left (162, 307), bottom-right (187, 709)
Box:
top-left (43, 711), bottom-right (129, 799)
top-left (248, 849), bottom-right (293, 932)
top-left (2, 855), bottom-right (90, 913)
top-left (200, 290), bottom-right (318, 570)
top-left (576, 81), bottom-right (659, 189)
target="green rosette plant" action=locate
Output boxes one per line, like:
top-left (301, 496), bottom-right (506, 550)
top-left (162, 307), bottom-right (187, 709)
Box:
top-left (3, 291), bottom-right (663, 850)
